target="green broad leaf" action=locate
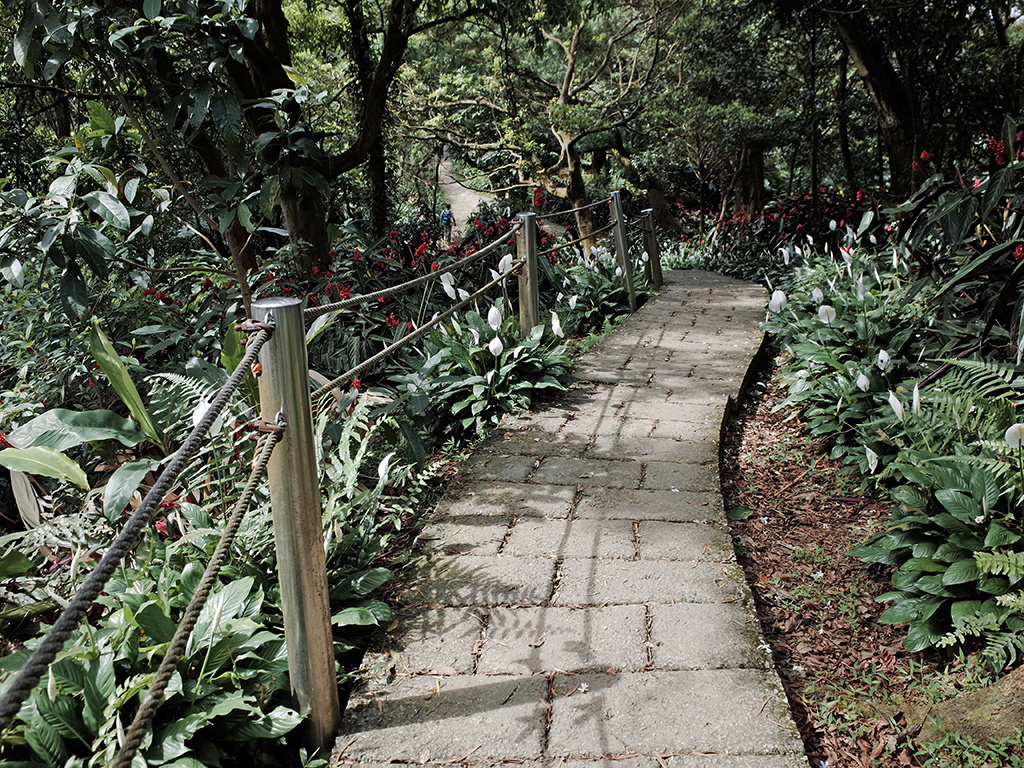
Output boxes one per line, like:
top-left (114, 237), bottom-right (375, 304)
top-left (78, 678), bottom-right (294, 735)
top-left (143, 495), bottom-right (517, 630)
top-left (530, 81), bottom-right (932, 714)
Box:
top-left (331, 606), bottom-right (384, 627)
top-left (142, 0), bottom-right (161, 18)
top-left (146, 712), bottom-right (209, 763)
top-left (978, 576), bottom-right (1012, 595)
top-left (726, 506), bottom-right (754, 521)
top-left (135, 601), bottom-right (178, 645)
top-left (90, 323), bottom-right (164, 450)
top-left (103, 459), bottom-right (157, 521)
top-left (194, 577), bottom-right (255, 638)
top-left (935, 489), bottom-right (979, 523)
top-left (82, 190), bottom-right (130, 229)
top-left (950, 600), bottom-right (984, 626)
top-left (915, 574), bottom-right (955, 596)
top-left (941, 558), bottom-right (980, 585)
top-left (331, 567), bottom-right (392, 600)
top-left (1, 256), bottom-right (24, 287)
top-left (224, 706), bottom-right (302, 740)
top-left (0, 447), bottom-right (88, 489)
top-left (0, 550), bottom-right (35, 579)
top-left (891, 485), bottom-right (929, 511)
top-left (86, 101), bottom-right (116, 134)
top-left (9, 408), bottom-right (146, 451)
top-left (305, 311), bottom-right (340, 345)
top-left (13, 13), bottom-right (40, 76)
top-left (901, 557), bottom-right (947, 573)
top-left (879, 599), bottom-right (923, 624)
top-left (985, 522), bottom-right (1022, 547)
top-left (60, 262), bottom-right (89, 321)
top-left (904, 620), bottom-right (944, 653)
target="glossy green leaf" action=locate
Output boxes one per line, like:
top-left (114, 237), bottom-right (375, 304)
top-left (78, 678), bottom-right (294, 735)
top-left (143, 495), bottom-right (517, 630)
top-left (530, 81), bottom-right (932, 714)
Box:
top-left (9, 408), bottom-right (146, 451)
top-left (82, 191), bottom-right (130, 230)
top-left (0, 447), bottom-right (88, 489)
top-left (0, 550), bottom-right (35, 579)
top-left (89, 323), bottom-right (164, 450)
top-left (102, 459), bottom-right (157, 521)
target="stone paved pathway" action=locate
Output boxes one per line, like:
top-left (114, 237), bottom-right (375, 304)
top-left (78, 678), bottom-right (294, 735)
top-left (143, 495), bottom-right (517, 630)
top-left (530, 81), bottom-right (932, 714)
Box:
top-left (334, 270), bottom-right (808, 768)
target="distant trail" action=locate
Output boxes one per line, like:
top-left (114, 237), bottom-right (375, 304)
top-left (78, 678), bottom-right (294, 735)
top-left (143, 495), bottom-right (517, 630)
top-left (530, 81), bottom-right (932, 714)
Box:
top-left (437, 159), bottom-right (496, 233)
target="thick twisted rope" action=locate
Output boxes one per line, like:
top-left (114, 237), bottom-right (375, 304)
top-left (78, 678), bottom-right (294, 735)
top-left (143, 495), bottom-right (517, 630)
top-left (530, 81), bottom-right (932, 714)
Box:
top-left (0, 328), bottom-right (272, 734)
top-left (310, 261), bottom-right (523, 401)
top-left (304, 222), bottom-right (523, 319)
top-left (537, 221), bottom-right (618, 259)
top-left (535, 197), bottom-right (611, 219)
top-left (113, 418), bottom-right (285, 768)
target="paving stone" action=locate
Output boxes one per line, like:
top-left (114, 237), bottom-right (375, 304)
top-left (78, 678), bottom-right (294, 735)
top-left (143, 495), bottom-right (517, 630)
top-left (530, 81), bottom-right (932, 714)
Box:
top-left (437, 481), bottom-right (575, 519)
top-left (499, 410), bottom-right (569, 432)
top-left (587, 436), bottom-right (716, 464)
top-left (534, 456), bottom-right (642, 488)
top-left (399, 555), bottom-right (556, 607)
top-left (637, 521), bottom-right (735, 562)
top-left (481, 429), bottom-right (590, 457)
top-left (504, 518), bottom-right (636, 559)
top-left (459, 453), bottom-right (538, 482)
top-left (546, 670), bottom-right (803, 758)
top-left (380, 608), bottom-right (486, 674)
top-left (649, 420), bottom-right (719, 442)
top-left (341, 674), bottom-right (548, 763)
top-left (621, 400), bottom-right (722, 422)
top-left (553, 559), bottom-right (745, 605)
top-left (477, 605), bottom-right (647, 674)
top-left (418, 517), bottom-right (509, 557)
top-left (642, 460), bottom-right (718, 492)
top-left (574, 487), bottom-right (724, 522)
top-left (649, 602), bottom-right (765, 671)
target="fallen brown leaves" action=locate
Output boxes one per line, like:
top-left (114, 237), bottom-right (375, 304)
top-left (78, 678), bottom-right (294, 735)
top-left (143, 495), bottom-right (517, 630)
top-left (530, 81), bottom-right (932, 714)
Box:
top-left (721, 367), bottom-right (923, 768)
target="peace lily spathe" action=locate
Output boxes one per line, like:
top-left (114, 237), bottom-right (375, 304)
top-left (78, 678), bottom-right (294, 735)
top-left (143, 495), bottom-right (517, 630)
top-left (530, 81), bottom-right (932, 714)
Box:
top-left (487, 305), bottom-right (502, 331)
top-left (876, 350), bottom-right (890, 372)
top-left (1006, 423), bottom-right (1024, 449)
top-left (440, 271), bottom-right (457, 300)
top-left (856, 372), bottom-right (870, 392)
top-left (488, 336), bottom-right (504, 356)
top-left (811, 288), bottom-right (824, 304)
top-left (551, 311), bottom-right (564, 338)
top-left (818, 305), bottom-right (836, 324)
top-left (888, 391), bottom-right (904, 422)
top-left (568, 295), bottom-right (578, 310)
top-left (768, 290), bottom-right (787, 313)
top-left (912, 383), bottom-right (921, 415)
top-left (865, 446), bottom-right (879, 473)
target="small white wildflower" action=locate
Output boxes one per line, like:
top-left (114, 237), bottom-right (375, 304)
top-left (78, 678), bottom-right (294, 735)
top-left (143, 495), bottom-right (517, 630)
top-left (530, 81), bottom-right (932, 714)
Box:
top-left (975, 515), bottom-right (986, 524)
top-left (577, 682), bottom-right (589, 693)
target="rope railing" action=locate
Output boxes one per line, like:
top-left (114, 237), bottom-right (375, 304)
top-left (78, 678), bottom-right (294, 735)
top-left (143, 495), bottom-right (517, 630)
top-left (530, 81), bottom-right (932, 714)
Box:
top-left (114, 417), bottom-right (286, 768)
top-left (538, 220), bottom-right (618, 259)
top-left (304, 222), bottom-right (523, 319)
top-left (538, 197), bottom-right (611, 219)
top-left (0, 326), bottom-right (274, 734)
top-left (310, 260), bottom-right (524, 401)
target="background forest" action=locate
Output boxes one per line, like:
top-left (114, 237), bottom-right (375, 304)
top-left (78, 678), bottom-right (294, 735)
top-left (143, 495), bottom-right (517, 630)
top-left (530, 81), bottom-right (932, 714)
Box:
top-left (3, 0), bottom-right (1024, 766)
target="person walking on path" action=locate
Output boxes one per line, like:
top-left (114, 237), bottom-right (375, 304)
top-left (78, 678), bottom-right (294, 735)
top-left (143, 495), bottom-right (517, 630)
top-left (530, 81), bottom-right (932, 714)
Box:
top-left (439, 203), bottom-right (455, 245)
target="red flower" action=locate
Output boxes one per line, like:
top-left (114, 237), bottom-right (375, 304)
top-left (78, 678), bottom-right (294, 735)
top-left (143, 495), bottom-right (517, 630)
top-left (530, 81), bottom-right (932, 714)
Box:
top-left (154, 519), bottom-right (169, 538)
top-left (1014, 245), bottom-right (1024, 262)
top-left (352, 379), bottom-right (361, 391)
top-left (202, 278), bottom-right (214, 289)
top-left (387, 313), bottom-right (399, 328)
top-left (431, 261), bottom-right (439, 272)
top-left (338, 286), bottom-right (351, 300)
top-left (415, 242), bottom-right (428, 261)
top-left (354, 248), bottom-right (362, 261)
top-left (407, 321), bottom-right (414, 331)
top-left (912, 161), bottom-right (923, 173)
top-left (919, 150), bottom-right (931, 164)
top-left (0, 433), bottom-right (9, 448)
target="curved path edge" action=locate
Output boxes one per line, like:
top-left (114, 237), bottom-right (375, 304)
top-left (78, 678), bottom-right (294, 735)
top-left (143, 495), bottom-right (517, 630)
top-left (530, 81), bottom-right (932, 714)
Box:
top-left (335, 270), bottom-right (807, 768)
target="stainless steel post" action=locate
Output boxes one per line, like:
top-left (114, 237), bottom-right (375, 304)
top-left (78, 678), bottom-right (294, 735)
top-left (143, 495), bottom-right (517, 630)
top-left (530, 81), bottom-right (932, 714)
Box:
top-left (253, 296), bottom-right (340, 756)
top-left (609, 191), bottom-right (637, 311)
top-left (517, 212), bottom-right (541, 335)
top-left (641, 208), bottom-right (663, 289)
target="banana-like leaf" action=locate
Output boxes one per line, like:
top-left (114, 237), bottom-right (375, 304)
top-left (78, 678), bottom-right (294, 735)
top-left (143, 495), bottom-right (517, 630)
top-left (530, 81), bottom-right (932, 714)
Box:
top-left (8, 408), bottom-right (146, 451)
top-left (0, 447), bottom-right (88, 489)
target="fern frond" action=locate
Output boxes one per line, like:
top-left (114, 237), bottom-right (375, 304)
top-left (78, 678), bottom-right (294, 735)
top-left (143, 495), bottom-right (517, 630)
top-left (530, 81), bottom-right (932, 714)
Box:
top-left (976, 550), bottom-right (1024, 578)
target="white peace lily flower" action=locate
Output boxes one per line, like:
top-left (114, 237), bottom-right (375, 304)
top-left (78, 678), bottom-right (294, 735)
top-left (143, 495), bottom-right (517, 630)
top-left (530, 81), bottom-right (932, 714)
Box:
top-left (192, 399), bottom-right (225, 436)
top-left (892, 249), bottom-right (899, 269)
top-left (469, 328), bottom-right (480, 345)
top-left (865, 446), bottom-right (879, 473)
top-left (912, 383), bottom-right (921, 415)
top-left (440, 271), bottom-right (457, 299)
top-left (497, 252), bottom-right (514, 274)
top-left (876, 350), bottom-right (890, 371)
top-left (856, 277), bottom-right (867, 301)
top-left (856, 372), bottom-right (870, 392)
top-left (457, 288), bottom-right (470, 300)
top-left (870, 233), bottom-right (877, 244)
top-left (806, 234), bottom-right (814, 245)
top-left (818, 305), bottom-right (836, 324)
top-left (1005, 423), bottom-right (1024, 449)
top-left (452, 318), bottom-right (461, 335)
top-left (615, 266), bottom-right (623, 277)
top-left (569, 295), bottom-right (578, 310)
top-left (551, 311), bottom-right (564, 338)
top-left (487, 305), bottom-right (502, 330)
top-left (888, 391), bottom-right (904, 422)
top-left (768, 290), bottom-right (787, 313)
top-left (378, 452), bottom-right (394, 480)
top-left (829, 220), bottom-right (837, 231)
top-left (556, 292), bottom-right (564, 304)
top-left (641, 251), bottom-right (649, 263)
top-left (812, 287), bottom-right (824, 304)
top-left (488, 336), bottom-right (504, 356)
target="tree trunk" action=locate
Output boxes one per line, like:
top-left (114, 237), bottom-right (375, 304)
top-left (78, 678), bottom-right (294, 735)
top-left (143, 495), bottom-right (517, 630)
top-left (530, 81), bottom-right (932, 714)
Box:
top-left (837, 48), bottom-right (858, 190)
top-left (566, 143), bottom-right (597, 256)
top-left (733, 143), bottom-right (765, 219)
top-left (366, 133), bottom-right (391, 237)
top-left (833, 13), bottom-right (917, 196)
